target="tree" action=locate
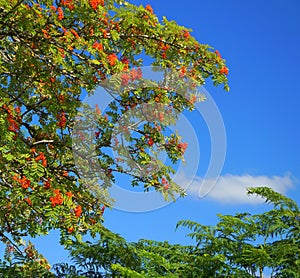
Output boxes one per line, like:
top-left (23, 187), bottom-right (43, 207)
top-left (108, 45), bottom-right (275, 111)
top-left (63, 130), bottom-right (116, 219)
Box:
top-left (51, 188), bottom-right (300, 278)
top-left (0, 0), bottom-right (229, 274)
top-left (178, 187), bottom-right (300, 278)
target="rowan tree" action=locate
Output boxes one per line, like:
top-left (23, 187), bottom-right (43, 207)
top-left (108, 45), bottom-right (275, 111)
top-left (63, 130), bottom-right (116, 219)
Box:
top-left (0, 0), bottom-right (229, 272)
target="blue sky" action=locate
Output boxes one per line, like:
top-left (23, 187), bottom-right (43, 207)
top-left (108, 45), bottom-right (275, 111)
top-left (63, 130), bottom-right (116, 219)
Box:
top-left (30, 0), bottom-right (300, 267)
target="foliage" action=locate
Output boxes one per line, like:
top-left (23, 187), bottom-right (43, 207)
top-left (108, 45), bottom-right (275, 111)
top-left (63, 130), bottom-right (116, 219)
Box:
top-left (0, 0), bottom-right (229, 275)
top-left (50, 187), bottom-right (300, 278)
top-left (178, 187), bottom-right (300, 278)
top-left (0, 241), bottom-right (54, 277)
top-left (53, 227), bottom-right (141, 277)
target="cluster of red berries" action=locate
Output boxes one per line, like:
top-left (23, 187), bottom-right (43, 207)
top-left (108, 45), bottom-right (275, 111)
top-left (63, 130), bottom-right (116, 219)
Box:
top-left (107, 53), bottom-right (118, 66)
top-left (50, 189), bottom-right (64, 207)
top-left (177, 142), bottom-right (188, 154)
top-left (57, 7), bottom-right (64, 21)
top-left (220, 66), bottom-right (229, 75)
top-left (162, 177), bottom-right (170, 190)
top-left (61, 0), bottom-right (75, 10)
top-left (145, 4), bottom-right (153, 14)
top-left (35, 151), bottom-right (47, 167)
top-left (24, 197), bottom-right (32, 206)
top-left (2, 104), bottom-right (20, 134)
top-left (92, 41), bottom-right (103, 51)
top-left (182, 30), bottom-right (191, 40)
top-left (13, 175), bottom-right (31, 189)
top-left (121, 68), bottom-right (142, 86)
top-left (74, 205), bottom-right (82, 218)
top-left (44, 178), bottom-right (51, 189)
top-left (89, 0), bottom-right (104, 10)
top-left (57, 111), bottom-right (67, 128)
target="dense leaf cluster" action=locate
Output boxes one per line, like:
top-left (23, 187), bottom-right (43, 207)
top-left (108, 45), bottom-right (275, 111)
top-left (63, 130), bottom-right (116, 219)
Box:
top-left (48, 187), bottom-right (299, 278)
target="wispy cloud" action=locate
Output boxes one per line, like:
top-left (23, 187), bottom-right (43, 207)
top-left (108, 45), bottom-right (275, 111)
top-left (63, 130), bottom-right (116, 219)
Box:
top-left (175, 172), bottom-right (295, 204)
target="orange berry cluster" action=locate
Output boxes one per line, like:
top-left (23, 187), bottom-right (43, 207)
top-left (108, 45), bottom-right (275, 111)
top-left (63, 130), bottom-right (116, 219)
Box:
top-left (147, 137), bottom-right (154, 146)
top-left (24, 197), bottom-right (32, 206)
top-left (121, 68), bottom-right (142, 86)
top-left (92, 41), bottom-right (103, 51)
top-left (182, 30), bottom-right (191, 40)
top-left (2, 104), bottom-right (20, 134)
top-left (220, 66), bottom-right (229, 75)
top-left (89, 0), bottom-right (104, 10)
top-left (50, 189), bottom-right (63, 207)
top-left (57, 7), bottom-right (64, 21)
top-left (57, 111), bottom-right (67, 128)
top-left (74, 205), bottom-right (82, 218)
top-left (70, 29), bottom-right (79, 39)
top-left (66, 191), bottom-right (73, 198)
top-left (145, 4), bottom-right (153, 14)
top-left (177, 142), bottom-right (188, 154)
top-left (50, 189), bottom-right (83, 219)
top-left (61, 0), bottom-right (75, 10)
top-left (35, 151), bottom-right (47, 167)
top-left (44, 178), bottom-right (51, 189)
top-left (162, 177), bottom-right (170, 190)
top-left (13, 175), bottom-right (31, 189)
top-left (107, 53), bottom-right (118, 66)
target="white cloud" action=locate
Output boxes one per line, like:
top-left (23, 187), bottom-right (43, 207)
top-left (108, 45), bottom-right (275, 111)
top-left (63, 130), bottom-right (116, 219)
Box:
top-left (175, 172), bottom-right (295, 204)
